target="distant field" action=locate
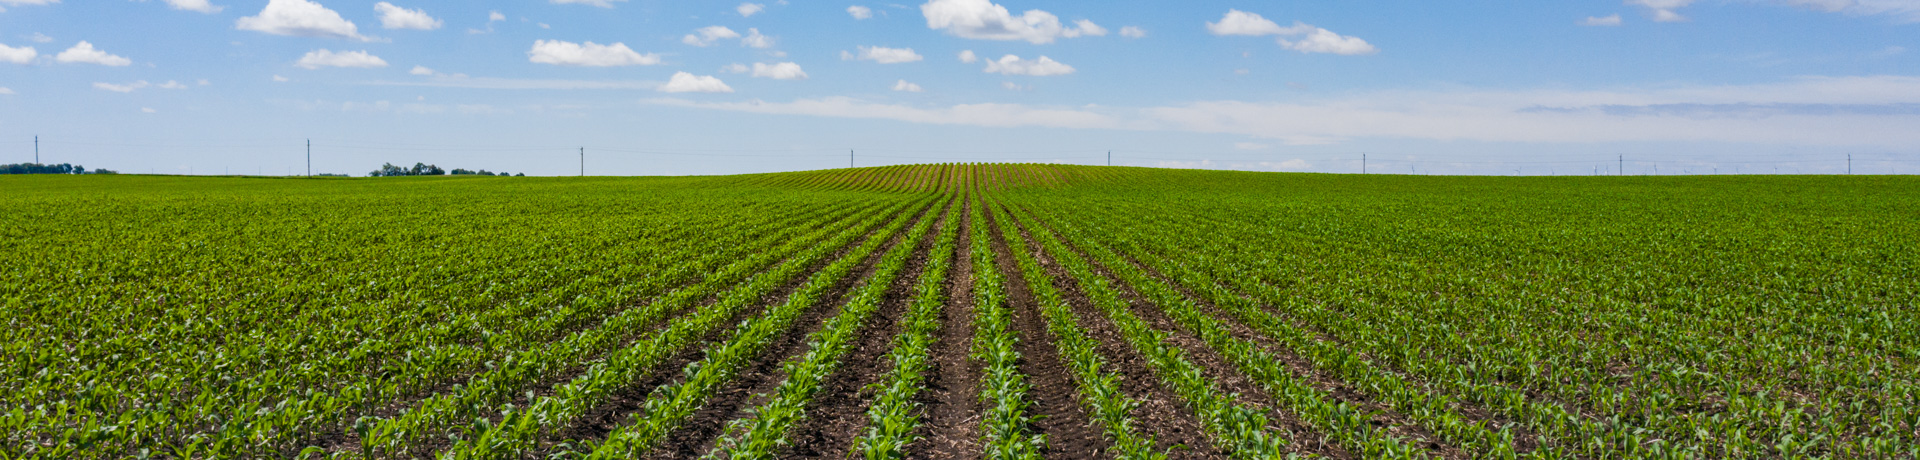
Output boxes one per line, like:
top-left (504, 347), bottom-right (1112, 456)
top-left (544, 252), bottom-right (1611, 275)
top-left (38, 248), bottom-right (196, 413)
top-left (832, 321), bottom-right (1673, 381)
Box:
top-left (3, 165), bottom-right (1916, 459)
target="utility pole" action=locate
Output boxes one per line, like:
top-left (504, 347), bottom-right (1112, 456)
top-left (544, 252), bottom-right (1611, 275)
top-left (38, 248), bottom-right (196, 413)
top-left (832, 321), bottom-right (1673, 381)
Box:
top-left (1362, 153), bottom-right (1367, 174)
top-left (1848, 153), bottom-right (1852, 175)
top-left (850, 149), bottom-right (854, 168)
top-left (1107, 150), bottom-right (1111, 166)
top-left (306, 139), bottom-right (312, 177)
top-left (1618, 155), bottom-right (1624, 176)
top-left (34, 135), bottom-right (38, 164)
top-left (580, 147), bottom-right (585, 177)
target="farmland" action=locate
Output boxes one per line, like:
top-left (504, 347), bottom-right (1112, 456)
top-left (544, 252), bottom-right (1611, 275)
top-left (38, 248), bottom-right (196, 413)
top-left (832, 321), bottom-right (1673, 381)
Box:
top-left (2, 164), bottom-right (1916, 459)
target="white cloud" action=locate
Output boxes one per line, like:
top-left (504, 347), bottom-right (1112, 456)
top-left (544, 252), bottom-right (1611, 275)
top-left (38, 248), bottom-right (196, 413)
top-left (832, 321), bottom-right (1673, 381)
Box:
top-left (958, 49), bottom-right (977, 63)
top-left (1628, 0), bottom-right (1693, 22)
top-left (920, 0), bottom-right (1105, 44)
top-left (721, 63), bottom-right (750, 73)
top-left (742, 28), bottom-right (774, 48)
top-left (1206, 9), bottom-right (1305, 36)
top-left (847, 5), bottom-right (872, 19)
top-left (0, 43), bottom-right (34, 64)
top-left (1119, 26), bottom-right (1146, 38)
top-left (94, 81), bottom-right (151, 93)
top-left (142, 107), bottom-right (157, 113)
top-left (658, 71), bottom-right (733, 93)
top-left (236, 0), bottom-right (372, 41)
top-left (273, 74), bottom-right (290, 82)
top-left (197, 79), bottom-right (210, 85)
top-left (1776, 0), bottom-right (1920, 22)
top-left (1279, 28), bottom-right (1378, 55)
top-left (156, 80), bottom-right (188, 89)
top-left (375, 2), bottom-right (441, 30)
top-left (0, 87), bottom-right (13, 95)
top-left (56, 41), bottom-right (131, 66)
top-left (648, 76), bottom-right (1920, 149)
top-left (1001, 81), bottom-right (1025, 90)
top-left (28, 33), bottom-right (54, 43)
top-left (296, 49), bottom-right (387, 69)
top-left (0, 0), bottom-right (56, 12)
top-left (892, 79), bottom-right (923, 92)
top-left (737, 2), bottom-right (764, 16)
top-left (144, 0), bottom-right (223, 13)
top-left (1873, 45), bottom-right (1907, 58)
top-left (361, 76), bottom-right (658, 90)
top-left (750, 62), bottom-right (807, 79)
top-left (844, 45), bottom-right (923, 63)
top-left (1581, 14), bottom-right (1624, 25)
top-left (528, 40), bottom-right (660, 66)
top-left (682, 26), bottom-right (740, 46)
top-left (410, 65), bottom-right (435, 75)
top-left (489, 11), bottom-right (505, 21)
top-left (550, 0), bottom-right (623, 7)
top-left (983, 54), bottom-right (1073, 76)
top-left (1204, 11), bottom-right (1375, 56)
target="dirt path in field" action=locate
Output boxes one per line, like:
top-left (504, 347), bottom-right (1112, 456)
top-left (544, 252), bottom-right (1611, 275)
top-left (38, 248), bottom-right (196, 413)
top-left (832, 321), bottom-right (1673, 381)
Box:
top-left (635, 199), bottom-right (937, 460)
top-left (916, 198), bottom-right (985, 460)
top-left (1007, 211), bottom-right (1223, 460)
top-left (984, 206), bottom-right (1109, 460)
top-left (1019, 212), bottom-right (1350, 459)
top-left (1114, 238), bottom-right (1491, 459)
top-left (779, 199), bottom-right (951, 458)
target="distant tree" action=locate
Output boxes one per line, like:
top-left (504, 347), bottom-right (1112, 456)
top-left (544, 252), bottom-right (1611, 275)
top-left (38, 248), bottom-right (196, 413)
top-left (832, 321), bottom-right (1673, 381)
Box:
top-left (369, 162), bottom-right (449, 177)
top-left (0, 163), bottom-right (113, 174)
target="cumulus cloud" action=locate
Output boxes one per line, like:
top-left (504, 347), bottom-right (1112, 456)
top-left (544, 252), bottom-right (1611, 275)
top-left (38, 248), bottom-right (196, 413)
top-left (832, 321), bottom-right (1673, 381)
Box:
top-left (1581, 14), bottom-right (1624, 26)
top-left (920, 0), bottom-right (1105, 44)
top-left (375, 2), bottom-right (441, 30)
top-left (750, 62), bottom-right (807, 79)
top-left (1119, 26), bottom-right (1146, 38)
top-left (682, 26), bottom-right (740, 46)
top-left (94, 81), bottom-right (151, 93)
top-left (28, 33), bottom-right (54, 43)
top-left (0, 43), bottom-right (34, 64)
top-left (142, 0), bottom-right (223, 13)
top-left (1206, 9), bottom-right (1304, 35)
top-left (1280, 28), bottom-right (1378, 55)
top-left (983, 54), bottom-right (1074, 76)
top-left (56, 41), bottom-right (131, 66)
top-left (892, 79), bottom-right (924, 92)
top-left (1205, 10), bottom-right (1375, 55)
top-left (848, 5), bottom-right (872, 19)
top-left (958, 49), bottom-right (977, 63)
top-left (528, 40), bottom-right (660, 66)
top-left (236, 0), bottom-right (372, 41)
top-left (1629, 0), bottom-right (1693, 22)
top-left (0, 0), bottom-right (56, 12)
top-left (843, 45), bottom-right (923, 63)
top-left (0, 87), bottom-right (13, 95)
top-left (410, 65), bottom-right (435, 75)
top-left (550, 0), bottom-right (623, 7)
top-left (737, 2), bottom-right (764, 16)
top-left (741, 28), bottom-right (774, 48)
top-left (647, 96), bottom-right (1122, 129)
top-left (658, 71), bottom-right (733, 93)
top-left (721, 63), bottom-right (750, 73)
top-left (1776, 0), bottom-right (1920, 22)
top-left (273, 74), bottom-right (290, 82)
top-left (156, 80), bottom-right (188, 89)
top-left (296, 49), bottom-right (387, 69)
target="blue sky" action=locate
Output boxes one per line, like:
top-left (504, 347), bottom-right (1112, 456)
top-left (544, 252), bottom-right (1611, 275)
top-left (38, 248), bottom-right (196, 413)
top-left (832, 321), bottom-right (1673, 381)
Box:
top-left (2, 0), bottom-right (1918, 176)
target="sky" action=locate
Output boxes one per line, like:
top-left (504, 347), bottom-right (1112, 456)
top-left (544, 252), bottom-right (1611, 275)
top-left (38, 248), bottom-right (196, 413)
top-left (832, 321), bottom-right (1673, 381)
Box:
top-left (2, 0), bottom-right (1918, 176)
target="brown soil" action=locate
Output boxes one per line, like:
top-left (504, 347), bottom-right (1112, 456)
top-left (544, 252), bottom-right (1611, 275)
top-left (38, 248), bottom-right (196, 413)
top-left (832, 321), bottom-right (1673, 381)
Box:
top-left (778, 199), bottom-right (951, 458)
top-left (916, 198), bottom-right (986, 460)
top-left (1005, 212), bottom-right (1223, 459)
top-left (983, 206), bottom-right (1110, 460)
top-left (633, 199), bottom-right (936, 460)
